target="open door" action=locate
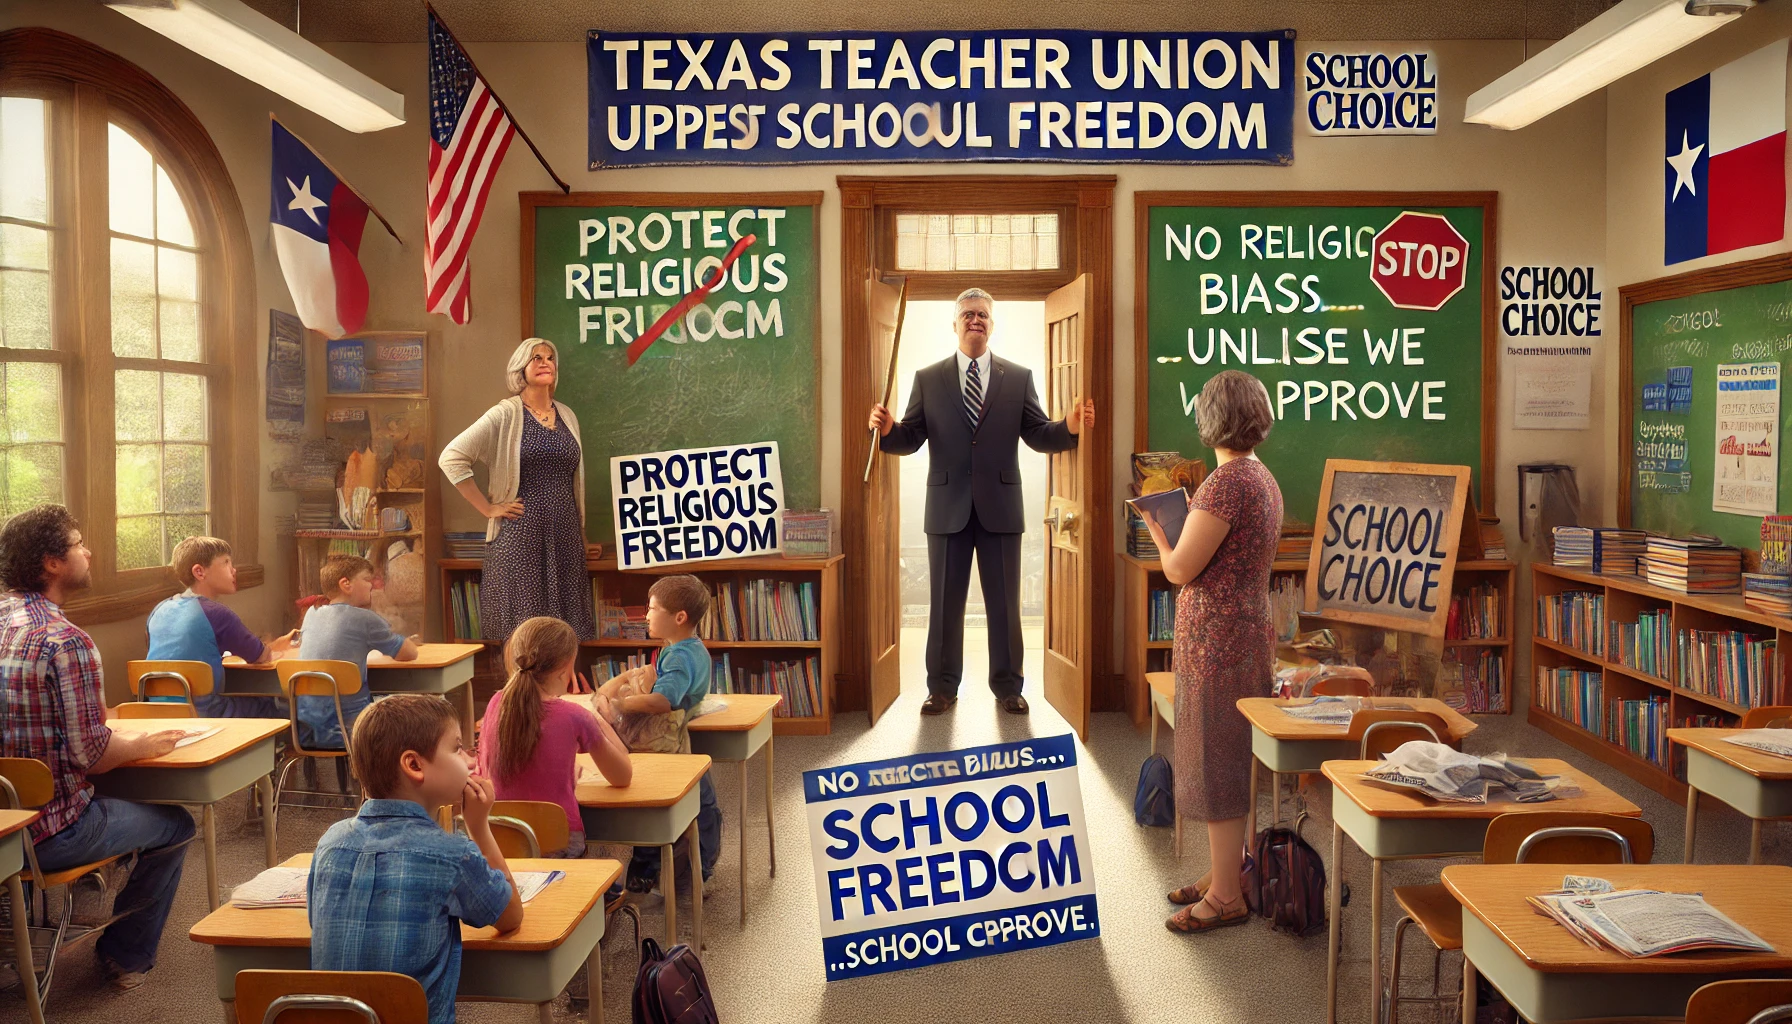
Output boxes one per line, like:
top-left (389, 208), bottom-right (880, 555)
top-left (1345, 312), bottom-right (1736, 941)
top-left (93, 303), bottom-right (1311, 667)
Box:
top-left (1043, 274), bottom-right (1093, 739)
top-left (864, 270), bottom-right (908, 726)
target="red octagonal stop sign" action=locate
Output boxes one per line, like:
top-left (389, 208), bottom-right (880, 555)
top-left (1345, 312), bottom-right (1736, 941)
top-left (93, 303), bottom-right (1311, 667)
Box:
top-left (1369, 211), bottom-right (1470, 311)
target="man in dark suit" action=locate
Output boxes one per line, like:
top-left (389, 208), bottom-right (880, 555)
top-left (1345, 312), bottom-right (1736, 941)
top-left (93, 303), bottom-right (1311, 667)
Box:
top-left (869, 288), bottom-right (1095, 716)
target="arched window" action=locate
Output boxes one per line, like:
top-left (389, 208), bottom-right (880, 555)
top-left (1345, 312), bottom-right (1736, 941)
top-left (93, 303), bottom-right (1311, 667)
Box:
top-left (0, 28), bottom-right (261, 622)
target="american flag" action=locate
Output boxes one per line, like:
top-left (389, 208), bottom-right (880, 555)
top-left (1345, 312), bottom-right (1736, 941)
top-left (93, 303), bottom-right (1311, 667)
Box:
top-left (425, 9), bottom-right (514, 324)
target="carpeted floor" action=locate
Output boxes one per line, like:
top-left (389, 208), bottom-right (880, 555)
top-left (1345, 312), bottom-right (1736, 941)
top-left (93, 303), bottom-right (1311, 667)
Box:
top-left (17, 627), bottom-right (1779, 1024)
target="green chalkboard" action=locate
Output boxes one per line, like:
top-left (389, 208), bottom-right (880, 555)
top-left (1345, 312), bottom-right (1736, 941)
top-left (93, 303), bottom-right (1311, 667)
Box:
top-left (1625, 258), bottom-right (1792, 548)
top-left (524, 192), bottom-right (822, 542)
top-left (1137, 193), bottom-right (1495, 530)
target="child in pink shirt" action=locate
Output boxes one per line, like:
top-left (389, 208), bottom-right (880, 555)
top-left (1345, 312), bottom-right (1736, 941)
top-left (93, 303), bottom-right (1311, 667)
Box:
top-left (479, 617), bottom-right (632, 856)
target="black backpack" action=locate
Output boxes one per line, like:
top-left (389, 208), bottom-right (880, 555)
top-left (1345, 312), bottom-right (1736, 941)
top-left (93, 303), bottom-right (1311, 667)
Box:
top-left (1242, 812), bottom-right (1331, 937)
top-left (1133, 754), bottom-right (1175, 827)
top-left (632, 936), bottom-right (719, 1024)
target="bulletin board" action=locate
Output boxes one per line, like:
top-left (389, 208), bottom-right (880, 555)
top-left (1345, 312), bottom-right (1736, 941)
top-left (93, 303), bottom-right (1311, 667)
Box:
top-left (1133, 191), bottom-right (1498, 530)
top-left (1621, 251), bottom-right (1792, 548)
top-left (521, 191), bottom-right (823, 542)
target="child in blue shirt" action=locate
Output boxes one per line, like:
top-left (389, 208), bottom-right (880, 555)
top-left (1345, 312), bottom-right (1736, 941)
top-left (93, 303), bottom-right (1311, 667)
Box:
top-left (595, 574), bottom-right (722, 891)
top-left (296, 554), bottom-right (418, 748)
top-left (147, 536), bottom-right (293, 717)
top-left (309, 693), bottom-right (522, 1024)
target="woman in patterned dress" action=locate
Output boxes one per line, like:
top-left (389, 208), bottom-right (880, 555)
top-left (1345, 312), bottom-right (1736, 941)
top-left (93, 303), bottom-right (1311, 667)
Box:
top-left (440, 338), bottom-right (597, 644)
top-left (1138, 370), bottom-right (1283, 933)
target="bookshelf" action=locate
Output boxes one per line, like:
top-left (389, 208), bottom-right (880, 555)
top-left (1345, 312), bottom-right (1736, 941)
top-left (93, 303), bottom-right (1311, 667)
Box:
top-left (1530, 562), bottom-right (1788, 802)
top-left (440, 554), bottom-right (842, 736)
top-left (1121, 554), bottom-right (1516, 726)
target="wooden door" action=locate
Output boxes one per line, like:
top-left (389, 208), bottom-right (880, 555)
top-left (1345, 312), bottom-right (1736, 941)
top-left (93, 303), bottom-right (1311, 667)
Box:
top-left (1043, 274), bottom-right (1093, 739)
top-left (864, 270), bottom-right (908, 726)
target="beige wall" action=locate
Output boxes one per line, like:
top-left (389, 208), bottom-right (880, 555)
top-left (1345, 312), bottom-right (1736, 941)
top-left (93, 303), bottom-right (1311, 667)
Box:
top-left (6, 3), bottom-right (1610, 689)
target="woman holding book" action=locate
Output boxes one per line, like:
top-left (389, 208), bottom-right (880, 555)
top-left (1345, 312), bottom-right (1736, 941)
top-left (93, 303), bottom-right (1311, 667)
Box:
top-left (440, 338), bottom-right (596, 643)
top-left (1138, 370), bottom-right (1283, 933)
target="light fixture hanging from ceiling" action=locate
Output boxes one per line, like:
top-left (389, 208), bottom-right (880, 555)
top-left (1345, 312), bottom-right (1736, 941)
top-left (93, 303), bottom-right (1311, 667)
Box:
top-left (1465, 0), bottom-right (1750, 130)
top-left (105, 0), bottom-right (404, 133)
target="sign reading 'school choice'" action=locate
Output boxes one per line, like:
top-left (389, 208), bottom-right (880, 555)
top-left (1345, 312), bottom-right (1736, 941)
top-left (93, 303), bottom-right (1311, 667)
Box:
top-left (806, 735), bottom-right (1098, 981)
top-left (610, 442), bottom-right (784, 569)
top-left (1304, 459), bottom-right (1471, 637)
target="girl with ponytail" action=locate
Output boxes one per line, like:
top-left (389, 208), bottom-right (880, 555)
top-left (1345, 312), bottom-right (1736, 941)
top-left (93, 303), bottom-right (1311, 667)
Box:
top-left (478, 616), bottom-right (632, 857)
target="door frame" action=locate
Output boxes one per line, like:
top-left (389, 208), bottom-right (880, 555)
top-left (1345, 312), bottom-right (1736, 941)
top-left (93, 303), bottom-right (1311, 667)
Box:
top-left (837, 174), bottom-right (1116, 717)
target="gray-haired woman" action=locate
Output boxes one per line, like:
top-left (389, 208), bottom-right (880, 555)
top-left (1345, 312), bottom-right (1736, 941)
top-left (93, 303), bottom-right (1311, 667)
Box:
top-left (1137, 369), bottom-right (1283, 933)
top-left (439, 338), bottom-right (596, 643)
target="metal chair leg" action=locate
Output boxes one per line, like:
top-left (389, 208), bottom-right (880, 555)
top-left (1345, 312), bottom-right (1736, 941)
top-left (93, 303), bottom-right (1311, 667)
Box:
top-left (1388, 915), bottom-right (1411, 1024)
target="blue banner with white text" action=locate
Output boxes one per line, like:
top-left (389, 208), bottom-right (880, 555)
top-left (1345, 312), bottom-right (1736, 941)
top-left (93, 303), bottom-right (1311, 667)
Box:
top-left (588, 30), bottom-right (1295, 167)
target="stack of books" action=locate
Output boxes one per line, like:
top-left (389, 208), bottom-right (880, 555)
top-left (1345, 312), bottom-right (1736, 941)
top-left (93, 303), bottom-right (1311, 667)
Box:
top-left (1552, 526), bottom-right (1594, 568)
top-left (1479, 520), bottom-right (1508, 561)
top-left (780, 510), bottom-right (837, 558)
top-left (1744, 573), bottom-right (1792, 616)
top-left (1536, 590), bottom-right (1606, 657)
top-left (443, 532), bottom-right (488, 560)
top-left (1447, 582), bottom-right (1504, 640)
top-left (1677, 628), bottom-right (1778, 709)
top-left (1609, 609), bottom-right (1671, 679)
top-left (1276, 535), bottom-right (1313, 564)
top-left (296, 500), bottom-right (338, 531)
top-left (1641, 537), bottom-right (1743, 594)
top-left (1551, 527), bottom-right (1647, 575)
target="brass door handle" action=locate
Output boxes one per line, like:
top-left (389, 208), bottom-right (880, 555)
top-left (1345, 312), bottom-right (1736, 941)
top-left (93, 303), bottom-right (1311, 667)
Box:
top-left (1061, 511), bottom-right (1081, 535)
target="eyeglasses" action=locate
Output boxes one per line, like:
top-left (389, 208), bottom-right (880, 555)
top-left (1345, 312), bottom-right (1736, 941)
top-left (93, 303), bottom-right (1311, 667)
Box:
top-left (958, 310), bottom-right (990, 323)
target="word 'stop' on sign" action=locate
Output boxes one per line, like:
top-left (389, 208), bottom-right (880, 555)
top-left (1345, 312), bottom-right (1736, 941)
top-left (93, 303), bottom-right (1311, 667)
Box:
top-left (1370, 211), bottom-right (1469, 312)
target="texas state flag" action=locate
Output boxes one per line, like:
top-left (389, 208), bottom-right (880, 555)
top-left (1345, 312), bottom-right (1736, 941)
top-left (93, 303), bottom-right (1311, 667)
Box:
top-left (1665, 40), bottom-right (1789, 265)
top-left (270, 119), bottom-right (369, 338)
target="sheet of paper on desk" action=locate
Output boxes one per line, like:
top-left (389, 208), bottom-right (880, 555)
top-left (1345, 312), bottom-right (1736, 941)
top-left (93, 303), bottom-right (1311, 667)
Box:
top-left (1528, 888), bottom-right (1774, 957)
top-left (1276, 697), bottom-right (1355, 725)
top-left (1363, 743), bottom-right (1570, 803)
top-left (514, 870), bottom-right (563, 904)
top-left (230, 866), bottom-right (310, 908)
top-left (1724, 729), bottom-right (1792, 759)
top-left (111, 724), bottom-right (223, 748)
top-left (690, 696), bottom-right (728, 719)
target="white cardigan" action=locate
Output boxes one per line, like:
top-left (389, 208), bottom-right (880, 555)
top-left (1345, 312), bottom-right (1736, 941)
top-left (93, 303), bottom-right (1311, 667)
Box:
top-left (438, 395), bottom-right (585, 542)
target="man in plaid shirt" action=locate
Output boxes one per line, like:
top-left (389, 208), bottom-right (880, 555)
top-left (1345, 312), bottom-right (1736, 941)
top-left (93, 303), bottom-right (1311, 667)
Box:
top-left (0, 505), bottom-right (193, 990)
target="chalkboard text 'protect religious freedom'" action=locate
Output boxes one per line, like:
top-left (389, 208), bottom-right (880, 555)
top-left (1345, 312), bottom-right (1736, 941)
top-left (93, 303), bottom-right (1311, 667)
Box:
top-left (611, 442), bottom-right (784, 569)
top-left (588, 31), bottom-right (1294, 167)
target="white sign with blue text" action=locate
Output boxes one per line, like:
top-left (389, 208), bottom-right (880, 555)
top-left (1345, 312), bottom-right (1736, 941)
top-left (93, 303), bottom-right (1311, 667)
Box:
top-left (1302, 50), bottom-right (1437, 135)
top-left (805, 734), bottom-right (1098, 980)
top-left (610, 441), bottom-right (783, 569)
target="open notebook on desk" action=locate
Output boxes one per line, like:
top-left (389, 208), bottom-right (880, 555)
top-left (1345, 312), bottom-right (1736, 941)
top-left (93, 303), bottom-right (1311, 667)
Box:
top-left (230, 865), bottom-right (564, 908)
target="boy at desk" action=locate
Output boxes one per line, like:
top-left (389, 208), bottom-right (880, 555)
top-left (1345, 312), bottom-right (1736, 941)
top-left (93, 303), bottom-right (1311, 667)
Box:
top-left (146, 535), bottom-right (294, 717)
top-left (594, 574), bottom-right (722, 891)
top-left (310, 694), bottom-right (522, 1024)
top-left (296, 554), bottom-right (419, 748)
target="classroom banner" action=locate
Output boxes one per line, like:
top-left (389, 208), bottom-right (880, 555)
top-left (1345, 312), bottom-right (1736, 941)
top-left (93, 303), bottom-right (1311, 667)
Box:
top-left (1301, 50), bottom-right (1438, 135)
top-left (1502, 264), bottom-right (1601, 430)
top-left (610, 442), bottom-right (784, 569)
top-left (588, 30), bottom-right (1295, 167)
top-left (805, 734), bottom-right (1098, 981)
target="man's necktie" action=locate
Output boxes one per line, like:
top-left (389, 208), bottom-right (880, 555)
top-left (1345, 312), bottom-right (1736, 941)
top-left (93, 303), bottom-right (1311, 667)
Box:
top-left (964, 357), bottom-right (984, 431)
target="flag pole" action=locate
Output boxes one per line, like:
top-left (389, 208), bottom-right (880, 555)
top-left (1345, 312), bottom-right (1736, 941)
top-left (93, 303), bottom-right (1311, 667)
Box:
top-left (270, 113), bottom-right (405, 245)
top-left (426, 2), bottom-right (570, 194)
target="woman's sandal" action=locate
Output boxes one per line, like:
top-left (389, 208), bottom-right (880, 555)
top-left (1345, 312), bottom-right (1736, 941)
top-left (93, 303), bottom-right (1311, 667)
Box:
top-left (1167, 872), bottom-right (1213, 905)
top-left (1165, 893), bottom-right (1250, 933)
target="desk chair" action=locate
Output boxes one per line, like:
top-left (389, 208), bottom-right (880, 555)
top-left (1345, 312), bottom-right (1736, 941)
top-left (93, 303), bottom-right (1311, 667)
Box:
top-left (0, 758), bottom-right (128, 1014)
top-left (490, 800), bottom-right (571, 858)
top-left (1385, 811), bottom-right (1655, 1024)
top-left (273, 661), bottom-right (363, 821)
top-left (114, 702), bottom-right (195, 720)
top-left (1352, 710), bottom-right (1450, 760)
top-left (1687, 980), bottom-right (1792, 1024)
top-left (126, 660), bottom-right (212, 713)
top-left (1312, 677), bottom-right (1371, 697)
top-left (235, 969), bottom-right (427, 1024)
top-left (1741, 706), bottom-right (1792, 729)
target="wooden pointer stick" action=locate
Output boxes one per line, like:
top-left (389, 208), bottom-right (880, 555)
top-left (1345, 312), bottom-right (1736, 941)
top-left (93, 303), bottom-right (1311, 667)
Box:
top-left (864, 274), bottom-right (910, 483)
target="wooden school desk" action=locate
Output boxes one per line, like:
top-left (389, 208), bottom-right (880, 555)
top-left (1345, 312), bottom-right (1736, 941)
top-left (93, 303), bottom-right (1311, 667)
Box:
top-left (1321, 759), bottom-right (1641, 1024)
top-left (224, 643), bottom-right (484, 740)
top-left (1236, 696), bottom-right (1477, 837)
top-left (189, 854), bottom-right (621, 1024)
top-left (688, 692), bottom-right (780, 926)
top-left (90, 718), bottom-right (285, 911)
top-left (1443, 863), bottom-right (1792, 1024)
top-left (577, 751), bottom-right (711, 951)
top-left (1671, 728), bottom-right (1792, 865)
top-left (1, 808), bottom-right (44, 1024)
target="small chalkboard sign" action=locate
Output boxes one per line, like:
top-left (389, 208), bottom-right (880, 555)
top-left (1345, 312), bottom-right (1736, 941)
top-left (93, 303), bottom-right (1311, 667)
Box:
top-left (1303, 459), bottom-right (1472, 637)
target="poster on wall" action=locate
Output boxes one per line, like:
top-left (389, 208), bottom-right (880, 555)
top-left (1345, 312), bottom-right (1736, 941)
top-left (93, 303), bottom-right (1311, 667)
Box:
top-left (1712, 361), bottom-right (1780, 516)
top-left (1502, 265), bottom-right (1600, 430)
top-left (1301, 50), bottom-right (1437, 135)
top-left (587, 30), bottom-right (1295, 167)
top-left (805, 734), bottom-right (1098, 981)
top-left (610, 441), bottom-right (784, 568)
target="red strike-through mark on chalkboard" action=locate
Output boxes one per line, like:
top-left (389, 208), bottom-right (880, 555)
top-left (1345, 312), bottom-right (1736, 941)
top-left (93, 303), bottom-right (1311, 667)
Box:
top-left (625, 233), bottom-right (757, 366)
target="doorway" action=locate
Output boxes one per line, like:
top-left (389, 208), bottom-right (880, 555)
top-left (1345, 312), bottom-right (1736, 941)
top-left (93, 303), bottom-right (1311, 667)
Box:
top-left (839, 174), bottom-right (1116, 737)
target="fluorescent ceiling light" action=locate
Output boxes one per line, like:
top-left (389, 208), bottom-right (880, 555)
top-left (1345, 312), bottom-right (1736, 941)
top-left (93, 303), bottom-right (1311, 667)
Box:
top-left (1465, 0), bottom-right (1743, 130)
top-left (106, 0), bottom-right (403, 133)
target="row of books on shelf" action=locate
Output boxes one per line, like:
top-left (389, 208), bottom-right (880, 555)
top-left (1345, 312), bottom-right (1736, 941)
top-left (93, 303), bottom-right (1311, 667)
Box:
top-left (1744, 572), bottom-right (1792, 616)
top-left (701, 579), bottom-right (820, 642)
top-left (1677, 630), bottom-right (1778, 709)
top-left (1537, 666), bottom-right (1604, 734)
top-left (1446, 582), bottom-right (1504, 640)
top-left (444, 531), bottom-right (488, 561)
top-left (711, 653), bottom-right (823, 718)
top-left (1147, 589), bottom-right (1174, 643)
top-left (1607, 695), bottom-right (1670, 769)
top-left (1610, 609), bottom-right (1671, 678)
top-left (1551, 528), bottom-right (1744, 594)
top-left (447, 579), bottom-right (481, 640)
top-left (1442, 648), bottom-right (1505, 713)
top-left (589, 653), bottom-right (652, 683)
top-left (1537, 590), bottom-right (1605, 657)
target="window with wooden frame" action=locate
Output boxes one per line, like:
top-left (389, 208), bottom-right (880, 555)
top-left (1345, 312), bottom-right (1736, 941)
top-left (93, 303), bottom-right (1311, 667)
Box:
top-left (0, 28), bottom-right (261, 623)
